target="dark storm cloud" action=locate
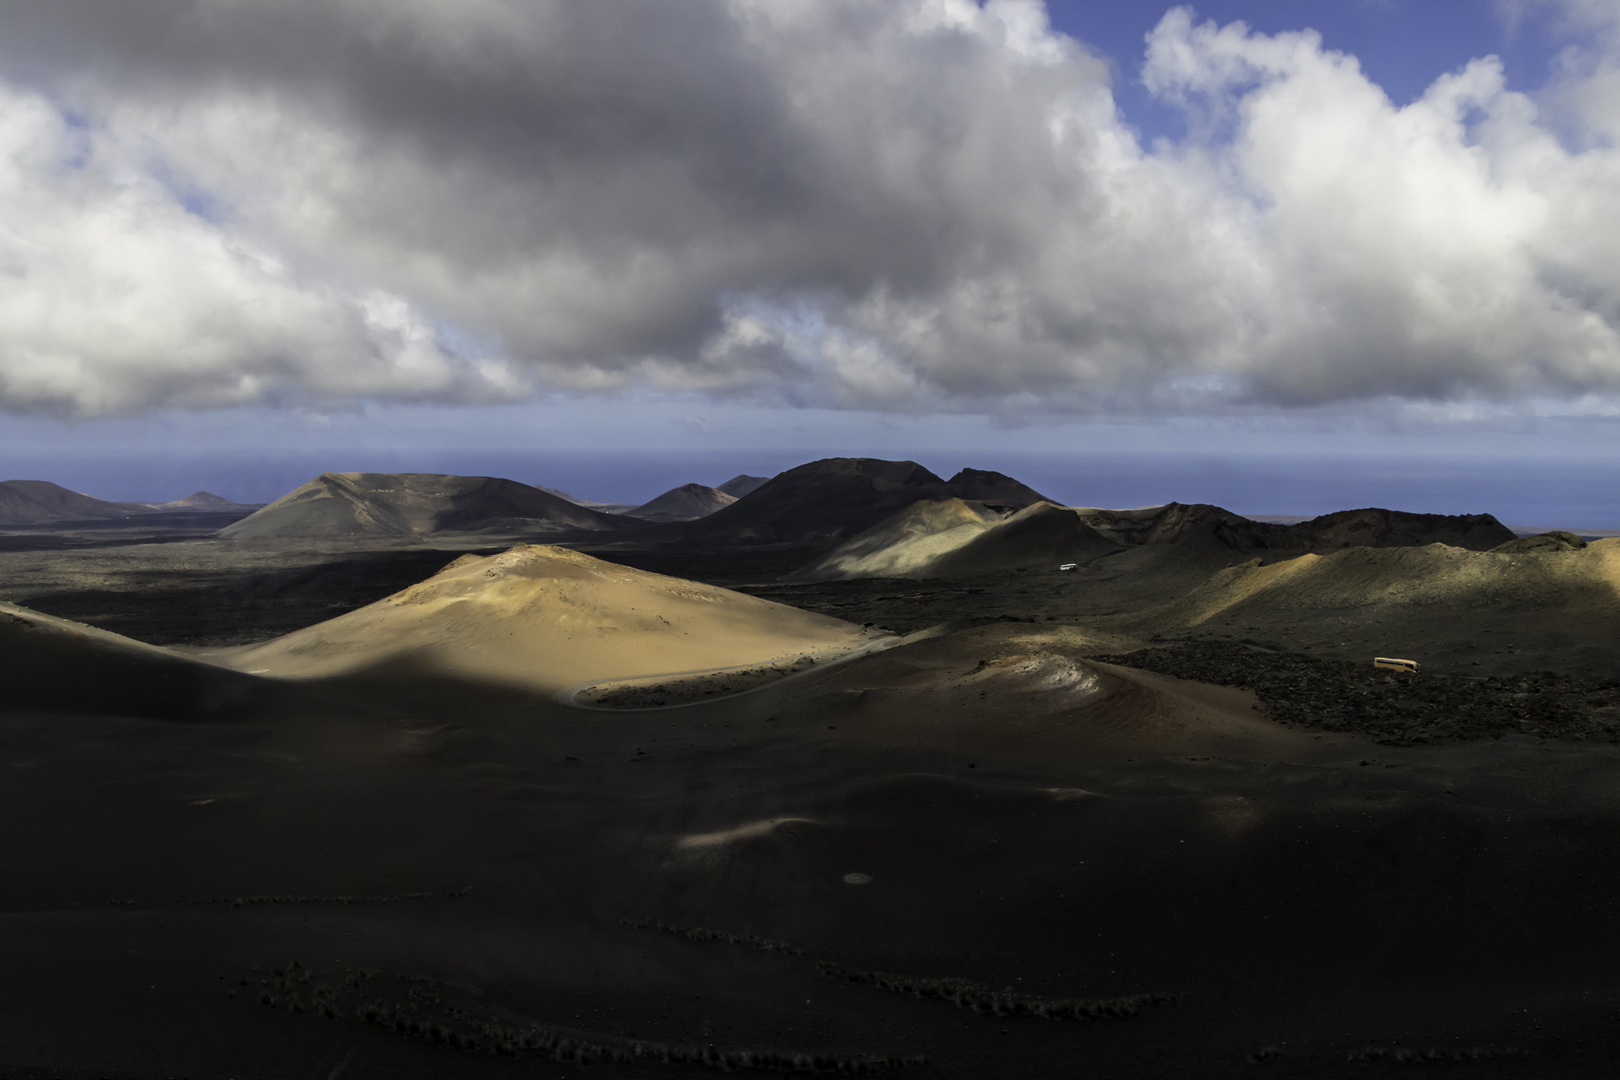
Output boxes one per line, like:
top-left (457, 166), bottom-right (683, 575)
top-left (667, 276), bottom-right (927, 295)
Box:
top-left (0, 0), bottom-right (1615, 416)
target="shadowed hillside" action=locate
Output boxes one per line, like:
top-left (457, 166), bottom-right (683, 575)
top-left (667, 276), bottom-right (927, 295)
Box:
top-left (687, 458), bottom-right (1051, 549)
top-left (795, 498), bottom-right (1517, 583)
top-left (1074, 503), bottom-right (1515, 553)
top-left (623, 483), bottom-right (737, 522)
top-left (0, 480), bottom-right (157, 525)
top-left (716, 474), bottom-right (770, 498)
top-left (925, 502), bottom-right (1121, 576)
top-left (794, 500), bottom-right (1121, 581)
top-left (789, 499), bottom-right (1007, 581)
top-left (151, 491), bottom-right (253, 512)
top-left (1105, 538), bottom-right (1620, 676)
top-left (0, 601), bottom-right (263, 720)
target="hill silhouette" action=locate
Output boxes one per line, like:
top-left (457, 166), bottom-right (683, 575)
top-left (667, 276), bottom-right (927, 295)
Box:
top-left (925, 502), bottom-right (1121, 576)
top-left (797, 498), bottom-right (1519, 581)
top-left (151, 491), bottom-right (252, 511)
top-left (686, 458), bottom-right (1050, 549)
top-left (220, 472), bottom-right (625, 539)
top-left (716, 474), bottom-right (770, 498)
top-left (940, 468), bottom-right (1052, 507)
top-left (624, 483), bottom-right (737, 522)
top-left (789, 499), bottom-right (1007, 580)
top-left (0, 480), bottom-right (156, 525)
top-left (1074, 503), bottom-right (1515, 553)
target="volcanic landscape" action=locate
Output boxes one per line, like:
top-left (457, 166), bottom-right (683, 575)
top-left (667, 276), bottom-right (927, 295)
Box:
top-left (0, 457), bottom-right (1616, 1079)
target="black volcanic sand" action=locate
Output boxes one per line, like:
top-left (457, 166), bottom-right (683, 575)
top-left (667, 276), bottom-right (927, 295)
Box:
top-left (1, 621), bottom-right (1619, 1078)
top-left (0, 515), bottom-right (1619, 1077)
top-left (1093, 640), bottom-right (1620, 745)
top-left (583, 659), bottom-right (820, 709)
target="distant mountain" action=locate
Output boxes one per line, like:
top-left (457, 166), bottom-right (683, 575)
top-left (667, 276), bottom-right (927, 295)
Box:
top-left (150, 491), bottom-right (252, 511)
top-left (220, 472), bottom-right (627, 539)
top-left (535, 484), bottom-right (588, 505)
top-left (1074, 503), bottom-right (1516, 553)
top-left (925, 502), bottom-right (1120, 576)
top-left (0, 480), bottom-right (157, 526)
top-left (716, 474), bottom-right (770, 499)
top-left (790, 499), bottom-right (1007, 580)
top-left (940, 468), bottom-right (1052, 507)
top-left (1290, 508), bottom-right (1516, 551)
top-left (797, 498), bottom-right (1518, 581)
top-left (534, 485), bottom-right (638, 513)
top-left (622, 483), bottom-right (737, 522)
top-left (1492, 530), bottom-right (1588, 553)
top-left (793, 499), bottom-right (1119, 581)
top-left (685, 457), bottom-right (1052, 548)
top-left (1151, 538), bottom-right (1620, 656)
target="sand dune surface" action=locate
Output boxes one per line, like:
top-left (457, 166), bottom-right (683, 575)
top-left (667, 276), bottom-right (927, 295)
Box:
top-left (217, 544), bottom-right (875, 693)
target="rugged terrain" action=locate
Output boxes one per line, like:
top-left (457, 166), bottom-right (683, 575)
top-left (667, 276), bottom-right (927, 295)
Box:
top-left (0, 457), bottom-right (1615, 1079)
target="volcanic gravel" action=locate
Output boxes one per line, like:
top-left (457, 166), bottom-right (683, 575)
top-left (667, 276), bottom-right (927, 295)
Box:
top-left (1092, 640), bottom-right (1620, 745)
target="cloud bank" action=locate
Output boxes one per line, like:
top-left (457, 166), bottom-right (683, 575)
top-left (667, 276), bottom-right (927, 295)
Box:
top-left (0, 0), bottom-right (1616, 417)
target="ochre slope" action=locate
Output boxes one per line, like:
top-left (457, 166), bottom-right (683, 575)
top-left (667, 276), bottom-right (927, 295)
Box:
top-left (925, 502), bottom-right (1122, 576)
top-left (793, 500), bottom-right (1123, 581)
top-left (1155, 539), bottom-right (1620, 628)
top-left (789, 498), bottom-right (1004, 581)
top-left (219, 545), bottom-right (874, 693)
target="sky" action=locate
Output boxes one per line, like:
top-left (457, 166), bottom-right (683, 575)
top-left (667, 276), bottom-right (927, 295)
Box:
top-left (0, 0), bottom-right (1618, 518)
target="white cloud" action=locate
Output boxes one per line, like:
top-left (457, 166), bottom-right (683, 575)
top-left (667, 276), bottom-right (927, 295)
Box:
top-left (0, 0), bottom-right (1615, 418)
top-left (0, 79), bottom-right (525, 416)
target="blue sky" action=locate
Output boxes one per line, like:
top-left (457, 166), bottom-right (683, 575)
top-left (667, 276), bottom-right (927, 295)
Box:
top-left (1049, 1), bottom-right (1567, 141)
top-left (0, 1), bottom-right (1617, 521)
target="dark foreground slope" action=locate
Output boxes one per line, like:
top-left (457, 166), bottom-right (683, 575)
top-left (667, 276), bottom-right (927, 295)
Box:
top-left (0, 601), bottom-right (264, 720)
top-left (0, 606), bottom-right (1616, 1079)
